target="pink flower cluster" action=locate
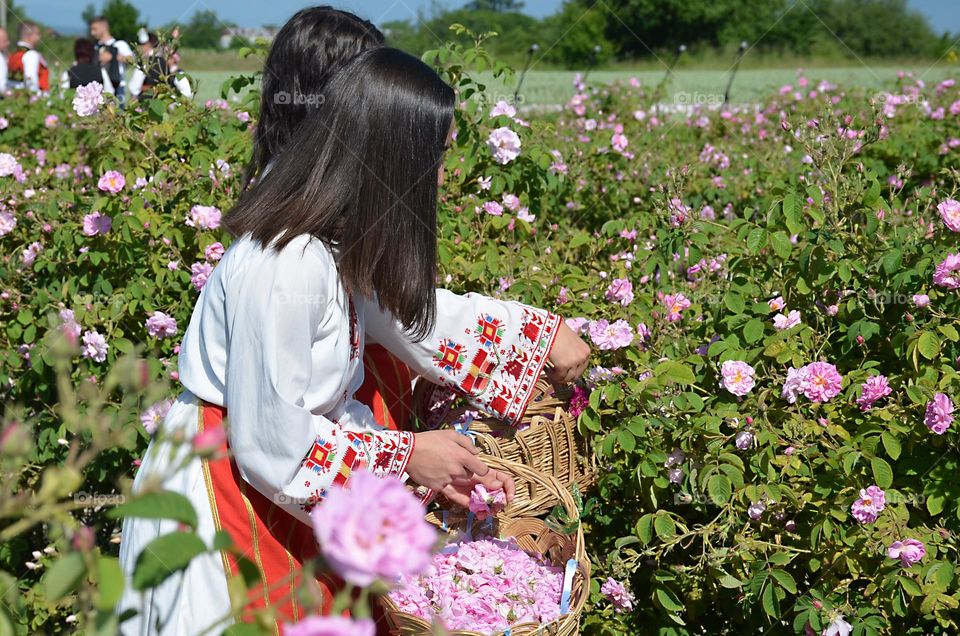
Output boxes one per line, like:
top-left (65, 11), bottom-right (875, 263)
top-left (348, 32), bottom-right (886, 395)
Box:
top-left (781, 362), bottom-right (843, 404)
top-left (856, 374), bottom-right (891, 411)
top-left (933, 252), bottom-right (960, 289)
top-left (588, 319), bottom-right (633, 350)
top-left (600, 577), bottom-right (635, 613)
top-left (662, 293), bottom-right (691, 322)
top-left (887, 538), bottom-right (925, 568)
top-left (145, 311), bottom-right (178, 339)
top-left (389, 537), bottom-right (563, 633)
top-left (185, 205), bottom-right (222, 230)
top-left (605, 278), bottom-right (634, 306)
top-left (312, 471), bottom-right (435, 587)
top-left (468, 485), bottom-right (506, 521)
top-left (285, 616), bottom-right (374, 636)
top-left (850, 485), bottom-right (886, 524)
top-left (721, 360), bottom-right (755, 396)
top-left (924, 392), bottom-right (953, 435)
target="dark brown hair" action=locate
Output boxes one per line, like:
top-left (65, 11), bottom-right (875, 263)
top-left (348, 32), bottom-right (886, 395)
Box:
top-left (224, 47), bottom-right (454, 340)
top-left (243, 6), bottom-right (384, 188)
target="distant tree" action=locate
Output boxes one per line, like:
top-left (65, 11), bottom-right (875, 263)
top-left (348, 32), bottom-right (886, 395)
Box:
top-left (81, 0), bottom-right (141, 42)
top-left (465, 0), bottom-right (525, 12)
top-left (541, 2), bottom-right (616, 67)
top-left (178, 9), bottom-right (228, 50)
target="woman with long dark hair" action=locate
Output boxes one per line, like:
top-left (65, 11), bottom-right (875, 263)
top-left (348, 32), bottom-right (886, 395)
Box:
top-left (118, 47), bottom-right (518, 635)
top-left (245, 6), bottom-right (591, 436)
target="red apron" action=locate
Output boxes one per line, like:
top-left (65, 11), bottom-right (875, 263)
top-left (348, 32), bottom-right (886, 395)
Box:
top-left (198, 347), bottom-right (413, 633)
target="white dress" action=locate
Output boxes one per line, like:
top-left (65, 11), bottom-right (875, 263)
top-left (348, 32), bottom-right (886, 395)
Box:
top-left (117, 233), bottom-right (559, 635)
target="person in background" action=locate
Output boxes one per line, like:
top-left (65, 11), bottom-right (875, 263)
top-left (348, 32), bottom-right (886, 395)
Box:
top-left (129, 30), bottom-right (191, 100)
top-left (61, 38), bottom-right (114, 93)
top-left (89, 16), bottom-right (133, 103)
top-left (0, 28), bottom-right (9, 93)
top-left (7, 22), bottom-right (48, 92)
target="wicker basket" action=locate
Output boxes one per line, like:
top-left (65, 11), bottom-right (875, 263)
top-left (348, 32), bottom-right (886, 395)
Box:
top-left (381, 456), bottom-right (591, 636)
top-left (415, 377), bottom-right (597, 517)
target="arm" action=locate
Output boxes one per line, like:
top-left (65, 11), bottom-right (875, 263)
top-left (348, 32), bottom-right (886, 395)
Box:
top-left (22, 50), bottom-right (39, 92)
top-left (362, 289), bottom-right (562, 426)
top-left (128, 67), bottom-right (145, 97)
top-left (225, 242), bottom-right (415, 525)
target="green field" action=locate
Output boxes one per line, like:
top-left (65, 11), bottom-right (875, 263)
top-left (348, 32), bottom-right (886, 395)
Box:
top-left (189, 66), bottom-right (958, 107)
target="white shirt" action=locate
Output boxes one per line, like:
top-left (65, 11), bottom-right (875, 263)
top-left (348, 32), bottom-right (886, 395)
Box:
top-left (116, 232), bottom-right (558, 634)
top-left (0, 53), bottom-right (7, 92)
top-left (103, 37), bottom-right (134, 86)
top-left (14, 41), bottom-right (42, 92)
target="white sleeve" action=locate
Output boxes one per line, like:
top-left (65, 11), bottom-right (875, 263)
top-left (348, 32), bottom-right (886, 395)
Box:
top-left (174, 74), bottom-right (193, 99)
top-left (128, 67), bottom-right (145, 96)
top-left (22, 50), bottom-right (39, 91)
top-left (100, 69), bottom-right (115, 94)
top-left (60, 69), bottom-right (68, 90)
top-left (0, 56), bottom-right (7, 92)
top-left (362, 289), bottom-right (561, 426)
top-left (225, 242), bottom-right (415, 525)
top-left (115, 40), bottom-right (135, 60)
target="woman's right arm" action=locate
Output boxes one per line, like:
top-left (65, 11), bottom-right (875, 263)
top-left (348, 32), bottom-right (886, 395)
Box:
top-left (223, 241), bottom-right (500, 524)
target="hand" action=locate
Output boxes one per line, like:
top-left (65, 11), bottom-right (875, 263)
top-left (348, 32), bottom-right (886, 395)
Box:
top-left (407, 430), bottom-right (491, 493)
top-left (546, 320), bottom-right (591, 384)
top-left (439, 468), bottom-right (516, 508)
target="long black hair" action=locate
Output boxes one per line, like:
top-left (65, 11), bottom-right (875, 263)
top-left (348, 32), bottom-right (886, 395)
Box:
top-left (243, 6), bottom-right (384, 188)
top-left (224, 47), bottom-right (455, 341)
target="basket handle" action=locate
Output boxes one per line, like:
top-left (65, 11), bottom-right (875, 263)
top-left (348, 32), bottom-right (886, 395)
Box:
top-left (477, 454), bottom-right (579, 522)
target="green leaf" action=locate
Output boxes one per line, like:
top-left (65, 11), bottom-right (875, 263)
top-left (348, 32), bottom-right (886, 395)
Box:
top-left (770, 570), bottom-right (797, 594)
top-left (746, 228), bottom-right (767, 254)
top-left (95, 556), bottom-right (125, 611)
top-left (881, 432), bottom-right (901, 460)
top-left (42, 552), bottom-right (87, 602)
top-left (707, 475), bottom-right (732, 505)
top-left (656, 587), bottom-right (684, 612)
top-left (926, 494), bottom-right (946, 516)
top-left (871, 457), bottom-right (893, 489)
top-left (724, 291), bottom-right (746, 314)
top-left (938, 324), bottom-right (960, 342)
top-left (636, 514), bottom-right (655, 545)
top-left (654, 514), bottom-right (676, 540)
top-left (783, 194), bottom-right (803, 234)
top-left (617, 429), bottom-right (636, 453)
top-left (770, 231), bottom-right (793, 259)
top-left (917, 332), bottom-right (941, 360)
top-left (132, 532), bottom-right (207, 591)
top-left (108, 490), bottom-right (198, 530)
top-left (743, 318), bottom-right (765, 344)
top-left (654, 360), bottom-right (696, 386)
top-left (718, 574), bottom-right (744, 589)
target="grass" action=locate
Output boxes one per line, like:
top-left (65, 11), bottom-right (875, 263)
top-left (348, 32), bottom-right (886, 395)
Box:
top-left (190, 65), bottom-right (958, 107)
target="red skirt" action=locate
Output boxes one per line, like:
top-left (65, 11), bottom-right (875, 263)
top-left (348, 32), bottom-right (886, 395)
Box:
top-left (198, 345), bottom-right (413, 633)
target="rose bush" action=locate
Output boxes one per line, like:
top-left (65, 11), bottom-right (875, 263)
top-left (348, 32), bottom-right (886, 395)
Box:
top-left (0, 27), bottom-right (959, 635)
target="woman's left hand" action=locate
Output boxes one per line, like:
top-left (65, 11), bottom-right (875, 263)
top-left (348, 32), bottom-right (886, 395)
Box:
top-left (546, 320), bottom-right (591, 385)
top-left (439, 468), bottom-right (515, 509)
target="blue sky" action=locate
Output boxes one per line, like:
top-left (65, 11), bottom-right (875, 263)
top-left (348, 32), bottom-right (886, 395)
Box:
top-left (21, 0), bottom-right (960, 36)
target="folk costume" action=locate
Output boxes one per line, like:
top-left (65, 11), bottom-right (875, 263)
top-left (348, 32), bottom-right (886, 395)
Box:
top-left (117, 233), bottom-right (559, 634)
top-left (7, 41), bottom-right (48, 92)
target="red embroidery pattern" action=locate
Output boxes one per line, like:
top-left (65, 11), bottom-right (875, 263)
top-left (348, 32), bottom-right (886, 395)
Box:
top-left (459, 348), bottom-right (497, 395)
top-left (442, 307), bottom-right (562, 426)
top-left (302, 436), bottom-right (337, 474)
top-left (434, 339), bottom-right (466, 374)
top-left (474, 314), bottom-right (505, 349)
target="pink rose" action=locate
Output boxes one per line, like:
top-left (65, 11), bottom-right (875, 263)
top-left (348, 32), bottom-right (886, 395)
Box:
top-left (311, 471), bottom-right (435, 587)
top-left (721, 360), bottom-right (755, 397)
top-left (938, 199), bottom-right (960, 232)
top-left (284, 616), bottom-right (375, 636)
top-left (887, 538), bottom-right (925, 568)
top-left (97, 170), bottom-right (126, 194)
top-left (468, 484), bottom-right (507, 520)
